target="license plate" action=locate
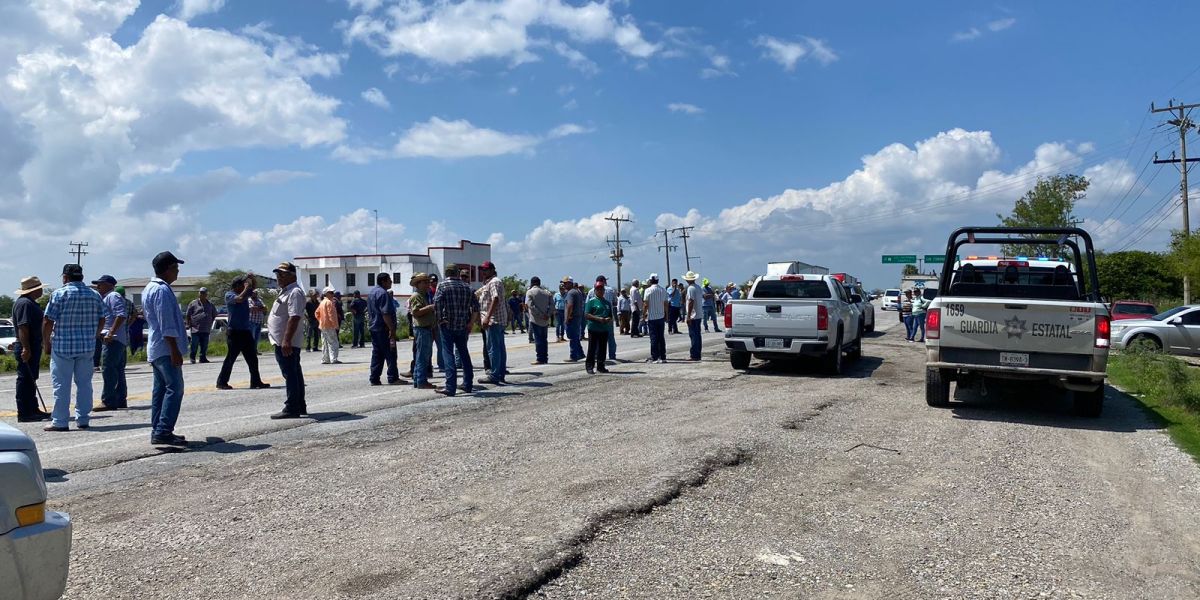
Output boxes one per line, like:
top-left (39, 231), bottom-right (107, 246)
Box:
top-left (999, 352), bottom-right (1029, 367)
top-left (764, 339), bottom-right (786, 349)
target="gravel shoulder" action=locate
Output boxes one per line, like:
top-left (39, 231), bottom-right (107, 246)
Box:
top-left (51, 319), bottom-right (1200, 599)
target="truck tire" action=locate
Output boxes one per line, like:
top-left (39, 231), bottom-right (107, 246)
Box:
top-left (925, 367), bottom-right (951, 407)
top-left (1073, 386), bottom-right (1104, 418)
top-left (865, 313), bottom-right (875, 333)
top-left (822, 330), bottom-right (844, 376)
top-left (730, 350), bottom-right (751, 370)
top-left (847, 323), bottom-right (864, 361)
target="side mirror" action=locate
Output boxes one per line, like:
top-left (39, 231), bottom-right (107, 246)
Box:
top-left (1171, 317), bottom-right (1184, 325)
top-left (850, 294), bottom-right (863, 304)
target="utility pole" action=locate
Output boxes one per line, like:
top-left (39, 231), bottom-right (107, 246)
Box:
top-left (605, 214), bottom-right (632, 292)
top-left (1152, 99), bottom-right (1200, 303)
top-left (672, 226), bottom-right (696, 272)
top-left (657, 229), bottom-right (677, 284)
top-left (373, 209), bottom-right (379, 255)
top-left (68, 241), bottom-right (88, 264)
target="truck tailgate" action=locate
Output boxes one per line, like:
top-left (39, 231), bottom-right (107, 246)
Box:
top-left (938, 297), bottom-right (1101, 363)
top-left (730, 300), bottom-right (821, 339)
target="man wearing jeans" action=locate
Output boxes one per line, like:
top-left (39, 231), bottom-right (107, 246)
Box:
top-left (434, 265), bottom-right (479, 396)
top-left (93, 275), bottom-right (128, 411)
top-left (477, 261), bottom-right (508, 385)
top-left (564, 277), bottom-right (585, 361)
top-left (143, 252), bottom-right (188, 446)
top-left (216, 274), bottom-right (269, 390)
top-left (667, 278), bottom-right (682, 334)
top-left (586, 277), bottom-right (619, 361)
top-left (349, 291), bottom-right (367, 348)
top-left (642, 274), bottom-right (669, 363)
top-left (525, 277), bottom-right (553, 365)
top-left (185, 288), bottom-right (216, 363)
top-left (42, 263), bottom-right (108, 432)
top-left (684, 271), bottom-right (703, 361)
top-left (408, 273), bottom-right (436, 389)
top-left (267, 262), bottom-right (308, 418)
top-left (367, 273), bottom-right (405, 386)
top-left (553, 285), bottom-right (567, 342)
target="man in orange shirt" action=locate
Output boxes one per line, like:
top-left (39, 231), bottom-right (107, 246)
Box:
top-left (316, 286), bottom-right (341, 364)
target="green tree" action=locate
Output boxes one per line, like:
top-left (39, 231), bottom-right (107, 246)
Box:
top-left (1166, 230), bottom-right (1200, 298)
top-left (0, 295), bottom-right (13, 318)
top-left (200, 268), bottom-right (253, 304)
top-left (501, 274), bottom-right (527, 297)
top-left (901, 264), bottom-right (919, 276)
top-left (997, 174), bottom-right (1089, 256)
top-left (1096, 250), bottom-right (1182, 304)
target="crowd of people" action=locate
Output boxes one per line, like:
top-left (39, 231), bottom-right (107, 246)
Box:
top-left (9, 253), bottom-right (740, 447)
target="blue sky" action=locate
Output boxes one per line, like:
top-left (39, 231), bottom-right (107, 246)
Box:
top-left (0, 0), bottom-right (1193, 292)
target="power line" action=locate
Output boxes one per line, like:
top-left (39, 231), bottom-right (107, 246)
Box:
top-left (656, 228), bottom-right (677, 285)
top-left (1150, 99), bottom-right (1200, 302)
top-left (671, 226), bottom-right (696, 271)
top-left (68, 241), bottom-right (88, 264)
top-left (604, 214), bottom-right (632, 292)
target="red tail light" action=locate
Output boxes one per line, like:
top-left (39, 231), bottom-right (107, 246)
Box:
top-left (724, 303), bottom-right (733, 329)
top-left (926, 308), bottom-right (941, 340)
top-left (1095, 314), bottom-right (1110, 348)
top-left (817, 304), bottom-right (828, 330)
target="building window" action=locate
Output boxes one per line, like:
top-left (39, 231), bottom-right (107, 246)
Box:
top-left (324, 274), bottom-right (330, 287)
top-left (346, 273), bottom-right (356, 288)
top-left (393, 272), bottom-right (402, 285)
top-left (367, 273), bottom-right (375, 287)
top-left (309, 274), bottom-right (317, 288)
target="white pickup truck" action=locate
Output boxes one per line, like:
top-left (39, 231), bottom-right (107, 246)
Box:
top-left (723, 274), bottom-right (864, 375)
top-left (924, 227), bottom-right (1110, 416)
top-left (1, 423), bottom-right (72, 599)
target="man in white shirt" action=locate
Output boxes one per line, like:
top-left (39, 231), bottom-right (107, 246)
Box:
top-left (684, 271), bottom-right (703, 361)
top-left (525, 277), bottom-right (554, 364)
top-left (642, 274), bottom-right (669, 363)
top-left (268, 262), bottom-right (308, 418)
top-left (629, 279), bottom-right (643, 338)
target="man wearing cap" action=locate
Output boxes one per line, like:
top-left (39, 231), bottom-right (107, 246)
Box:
top-left (12, 276), bottom-right (50, 422)
top-left (586, 275), bottom-right (619, 362)
top-left (553, 283), bottom-right (567, 342)
top-left (563, 277), bottom-right (585, 361)
top-left (434, 264), bottom-right (480, 396)
top-left (701, 278), bottom-right (722, 333)
top-left (216, 274), bottom-right (270, 391)
top-left (349, 290), bottom-right (368, 348)
top-left (304, 289), bottom-right (321, 353)
top-left (248, 289), bottom-right (266, 352)
top-left (642, 274), bottom-right (669, 363)
top-left (92, 275), bottom-right (128, 411)
top-left (583, 277), bottom-right (614, 374)
top-left (42, 264), bottom-right (108, 432)
top-left (408, 273), bottom-right (436, 389)
top-left (667, 278), bottom-right (682, 334)
top-left (477, 260), bottom-right (508, 385)
top-left (185, 288), bottom-right (217, 364)
top-left (268, 262), bottom-right (308, 418)
top-left (684, 271), bottom-right (703, 361)
top-left (368, 273), bottom-right (404, 385)
top-left (144, 252), bottom-right (188, 445)
top-left (525, 276), bottom-right (553, 365)
top-left (316, 287), bottom-right (341, 365)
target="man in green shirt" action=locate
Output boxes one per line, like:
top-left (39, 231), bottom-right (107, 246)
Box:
top-left (584, 276), bottom-right (613, 374)
top-left (409, 273), bottom-right (437, 389)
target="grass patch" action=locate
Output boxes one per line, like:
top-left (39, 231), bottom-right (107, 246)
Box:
top-left (1109, 349), bottom-right (1200, 462)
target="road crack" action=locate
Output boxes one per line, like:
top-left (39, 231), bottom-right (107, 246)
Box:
top-left (780, 400), bottom-right (836, 429)
top-left (484, 445), bottom-right (753, 599)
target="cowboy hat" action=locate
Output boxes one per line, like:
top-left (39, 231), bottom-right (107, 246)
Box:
top-left (14, 276), bottom-right (44, 296)
top-left (410, 272), bottom-right (430, 285)
top-left (682, 271), bottom-right (699, 281)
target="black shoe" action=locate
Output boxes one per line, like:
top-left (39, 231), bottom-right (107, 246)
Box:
top-left (43, 425), bottom-right (69, 432)
top-left (151, 434), bottom-right (187, 446)
top-left (216, 383), bottom-right (234, 390)
top-left (199, 358), bottom-right (210, 363)
top-left (387, 379), bottom-right (409, 385)
top-left (92, 404), bottom-right (118, 412)
top-left (250, 382), bottom-right (272, 389)
top-left (269, 411), bottom-right (306, 420)
top-left (714, 328), bottom-right (722, 333)
top-left (17, 413), bottom-right (51, 423)
top-left (76, 423), bottom-right (90, 430)
top-left (369, 380), bottom-right (382, 386)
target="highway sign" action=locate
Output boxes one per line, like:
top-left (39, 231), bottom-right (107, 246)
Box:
top-left (924, 255), bottom-right (945, 263)
top-left (881, 255), bottom-right (917, 264)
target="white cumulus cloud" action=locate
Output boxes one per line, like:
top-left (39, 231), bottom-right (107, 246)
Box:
top-left (361, 87), bottom-right (391, 109)
top-left (177, 0), bottom-right (226, 21)
top-left (754, 35), bottom-right (838, 71)
top-left (667, 103), bottom-right (704, 115)
top-left (335, 117), bottom-right (590, 162)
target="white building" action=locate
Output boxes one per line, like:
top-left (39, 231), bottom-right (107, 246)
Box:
top-left (293, 240), bottom-right (491, 300)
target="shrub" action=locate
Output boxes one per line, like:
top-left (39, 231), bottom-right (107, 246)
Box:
top-left (1112, 348), bottom-right (1200, 412)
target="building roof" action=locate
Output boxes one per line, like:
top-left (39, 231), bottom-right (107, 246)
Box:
top-left (294, 239), bottom-right (489, 260)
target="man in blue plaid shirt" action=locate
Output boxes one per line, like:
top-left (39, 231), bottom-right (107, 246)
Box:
top-left (42, 263), bottom-right (108, 432)
top-left (433, 264), bottom-right (479, 397)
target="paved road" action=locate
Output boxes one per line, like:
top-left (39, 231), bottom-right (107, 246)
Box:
top-left (13, 313), bottom-right (1200, 599)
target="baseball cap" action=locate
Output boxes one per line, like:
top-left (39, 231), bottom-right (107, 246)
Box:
top-left (323, 286), bottom-right (335, 294)
top-left (91, 274), bottom-right (117, 285)
top-left (530, 276), bottom-right (541, 286)
top-left (62, 263), bottom-right (83, 278)
top-left (199, 287), bottom-right (209, 293)
top-left (151, 251), bottom-right (185, 273)
top-left (561, 276), bottom-right (573, 283)
top-left (648, 273), bottom-right (659, 282)
top-left (595, 275), bottom-right (607, 282)
top-left (480, 260), bottom-right (496, 271)
top-left (273, 261), bottom-right (297, 274)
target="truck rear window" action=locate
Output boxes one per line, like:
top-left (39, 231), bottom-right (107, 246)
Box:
top-left (948, 265), bottom-right (1081, 300)
top-left (752, 281), bottom-right (832, 299)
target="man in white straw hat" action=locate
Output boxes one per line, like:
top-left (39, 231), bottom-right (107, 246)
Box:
top-left (12, 276), bottom-right (50, 422)
top-left (683, 271), bottom-right (703, 361)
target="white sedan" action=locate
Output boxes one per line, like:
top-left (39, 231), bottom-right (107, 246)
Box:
top-left (0, 423), bottom-right (72, 599)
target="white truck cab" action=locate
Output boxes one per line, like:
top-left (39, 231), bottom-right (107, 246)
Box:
top-left (0, 423), bottom-right (72, 599)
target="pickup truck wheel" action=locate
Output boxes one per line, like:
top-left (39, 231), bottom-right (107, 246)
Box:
top-left (847, 324), bottom-right (864, 361)
top-left (822, 331), bottom-right (844, 376)
top-left (1073, 387), bottom-right (1104, 418)
top-left (925, 367), bottom-right (951, 407)
top-left (730, 350), bottom-right (751, 370)
top-left (1128, 334), bottom-right (1162, 352)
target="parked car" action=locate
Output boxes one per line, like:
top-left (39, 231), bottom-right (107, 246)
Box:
top-left (882, 288), bottom-right (902, 311)
top-left (1110, 300), bottom-right (1158, 321)
top-left (1111, 305), bottom-right (1200, 355)
top-left (724, 274), bottom-right (864, 374)
top-left (0, 423), bottom-right (72, 599)
top-left (0, 322), bottom-right (16, 354)
top-left (844, 282), bottom-right (875, 333)
top-left (924, 227), bottom-right (1111, 417)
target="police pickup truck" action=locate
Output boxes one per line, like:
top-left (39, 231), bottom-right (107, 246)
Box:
top-left (724, 274), bottom-right (864, 375)
top-left (924, 227), bottom-right (1110, 417)
top-left (1, 423), bottom-right (72, 599)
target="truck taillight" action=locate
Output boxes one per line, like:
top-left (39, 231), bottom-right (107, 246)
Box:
top-left (817, 304), bottom-right (828, 330)
top-left (926, 308), bottom-right (940, 340)
top-left (724, 303), bottom-right (733, 329)
top-left (1095, 315), bottom-right (1110, 348)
